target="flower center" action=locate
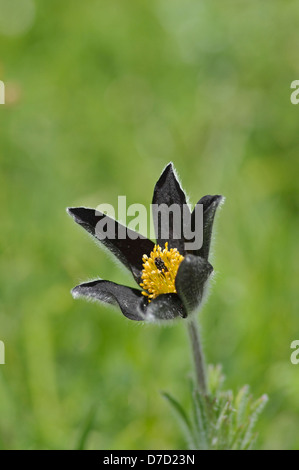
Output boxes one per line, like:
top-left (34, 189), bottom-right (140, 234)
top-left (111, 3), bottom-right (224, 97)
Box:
top-left (140, 242), bottom-right (184, 301)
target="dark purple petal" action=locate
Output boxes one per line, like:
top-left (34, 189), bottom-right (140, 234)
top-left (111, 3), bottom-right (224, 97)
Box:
top-left (72, 280), bottom-right (186, 322)
top-left (67, 207), bottom-right (154, 284)
top-left (175, 254), bottom-right (213, 315)
top-left (144, 293), bottom-right (186, 321)
top-left (152, 163), bottom-right (190, 254)
top-left (72, 280), bottom-right (146, 321)
top-left (188, 195), bottom-right (223, 260)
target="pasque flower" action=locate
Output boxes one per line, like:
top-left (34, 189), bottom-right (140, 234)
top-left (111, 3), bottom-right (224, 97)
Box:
top-left (67, 163), bottom-right (223, 322)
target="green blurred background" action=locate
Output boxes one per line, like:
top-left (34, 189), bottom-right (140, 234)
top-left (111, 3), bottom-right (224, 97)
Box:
top-left (0, 0), bottom-right (298, 450)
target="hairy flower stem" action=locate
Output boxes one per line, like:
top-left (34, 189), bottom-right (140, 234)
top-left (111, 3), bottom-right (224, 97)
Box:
top-left (187, 319), bottom-right (208, 396)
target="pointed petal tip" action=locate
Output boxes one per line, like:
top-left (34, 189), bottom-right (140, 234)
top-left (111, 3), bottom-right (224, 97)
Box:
top-left (215, 194), bottom-right (225, 203)
top-left (199, 194), bottom-right (225, 212)
top-left (165, 161), bottom-right (174, 171)
top-left (160, 161), bottom-right (177, 179)
top-left (66, 206), bottom-right (96, 225)
top-left (154, 161), bottom-right (187, 204)
top-left (209, 194), bottom-right (224, 203)
top-left (219, 194), bottom-right (225, 204)
top-left (211, 194), bottom-right (225, 210)
top-left (71, 285), bottom-right (81, 299)
top-left (66, 207), bottom-right (83, 220)
top-left (212, 195), bottom-right (225, 211)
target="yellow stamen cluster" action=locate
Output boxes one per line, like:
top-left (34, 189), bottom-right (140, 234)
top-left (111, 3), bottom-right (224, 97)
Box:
top-left (140, 242), bottom-right (184, 301)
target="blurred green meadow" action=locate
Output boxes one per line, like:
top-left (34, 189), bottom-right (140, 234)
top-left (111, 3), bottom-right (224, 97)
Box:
top-left (0, 0), bottom-right (299, 450)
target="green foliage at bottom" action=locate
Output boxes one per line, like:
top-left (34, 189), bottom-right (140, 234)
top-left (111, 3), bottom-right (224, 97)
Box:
top-left (163, 365), bottom-right (268, 450)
